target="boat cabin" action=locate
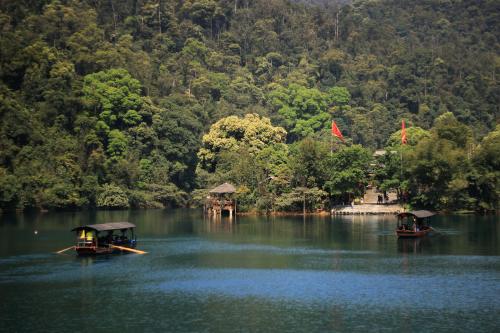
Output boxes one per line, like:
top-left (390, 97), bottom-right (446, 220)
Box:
top-left (71, 222), bottom-right (137, 255)
top-left (396, 210), bottom-right (435, 238)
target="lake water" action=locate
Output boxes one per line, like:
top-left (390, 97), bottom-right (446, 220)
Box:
top-left (0, 210), bottom-right (499, 332)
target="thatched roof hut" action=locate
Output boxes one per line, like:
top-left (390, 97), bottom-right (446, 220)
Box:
top-left (209, 182), bottom-right (236, 194)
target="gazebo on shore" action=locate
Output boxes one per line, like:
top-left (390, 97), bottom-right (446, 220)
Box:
top-left (205, 182), bottom-right (237, 218)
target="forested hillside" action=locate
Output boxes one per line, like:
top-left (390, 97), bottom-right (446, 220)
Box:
top-left (0, 0), bottom-right (498, 211)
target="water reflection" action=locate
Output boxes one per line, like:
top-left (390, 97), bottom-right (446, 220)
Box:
top-left (0, 210), bottom-right (499, 332)
top-left (397, 237), bottom-right (431, 254)
top-left (78, 256), bottom-right (95, 266)
top-left (202, 216), bottom-right (235, 234)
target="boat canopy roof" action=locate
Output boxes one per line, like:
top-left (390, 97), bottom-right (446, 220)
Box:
top-left (397, 210), bottom-right (436, 219)
top-left (71, 222), bottom-right (136, 232)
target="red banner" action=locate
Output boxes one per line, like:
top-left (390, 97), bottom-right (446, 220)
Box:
top-left (401, 119), bottom-right (407, 145)
top-left (331, 121), bottom-right (345, 142)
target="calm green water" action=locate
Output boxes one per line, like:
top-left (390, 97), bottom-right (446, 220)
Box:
top-left (0, 210), bottom-right (499, 332)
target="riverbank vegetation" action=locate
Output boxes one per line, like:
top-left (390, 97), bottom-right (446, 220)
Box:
top-left (0, 0), bottom-right (498, 212)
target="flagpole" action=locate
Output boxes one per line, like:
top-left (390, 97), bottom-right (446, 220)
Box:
top-left (330, 124), bottom-right (333, 157)
top-left (400, 145), bottom-right (404, 205)
top-left (400, 148), bottom-right (403, 181)
top-left (400, 119), bottom-right (406, 204)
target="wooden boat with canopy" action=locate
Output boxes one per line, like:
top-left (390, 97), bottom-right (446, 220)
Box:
top-left (71, 222), bottom-right (138, 255)
top-left (396, 210), bottom-right (436, 238)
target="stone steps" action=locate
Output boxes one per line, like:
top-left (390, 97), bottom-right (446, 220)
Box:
top-left (331, 203), bottom-right (403, 215)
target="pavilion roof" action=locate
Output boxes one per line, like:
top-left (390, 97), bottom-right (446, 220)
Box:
top-left (209, 182), bottom-right (236, 194)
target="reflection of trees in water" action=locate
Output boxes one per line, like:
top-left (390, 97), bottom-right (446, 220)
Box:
top-left (2, 210), bottom-right (498, 257)
top-left (398, 238), bottom-right (423, 254)
top-left (398, 238), bottom-right (424, 275)
top-left (203, 217), bottom-right (234, 234)
top-left (397, 237), bottom-right (436, 254)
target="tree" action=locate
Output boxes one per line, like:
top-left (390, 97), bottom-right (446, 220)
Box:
top-left (386, 126), bottom-right (431, 147)
top-left (107, 129), bottom-right (127, 157)
top-left (289, 137), bottom-right (329, 188)
top-left (96, 183), bottom-right (129, 209)
top-left (82, 68), bottom-right (143, 130)
top-left (0, 0), bottom-right (498, 212)
top-left (324, 145), bottom-right (372, 204)
top-left (274, 186), bottom-right (328, 213)
top-left (432, 112), bottom-right (472, 149)
top-left (197, 113), bottom-right (287, 171)
top-left (373, 126), bottom-right (431, 199)
top-left (404, 115), bottom-right (474, 210)
top-left (0, 168), bottom-right (19, 209)
top-left (268, 84), bottom-right (349, 139)
top-left (471, 125), bottom-right (500, 211)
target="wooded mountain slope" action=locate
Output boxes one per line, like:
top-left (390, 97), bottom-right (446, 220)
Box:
top-left (0, 0), bottom-right (498, 210)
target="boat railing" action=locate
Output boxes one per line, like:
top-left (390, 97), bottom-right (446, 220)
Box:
top-left (76, 240), bottom-right (95, 248)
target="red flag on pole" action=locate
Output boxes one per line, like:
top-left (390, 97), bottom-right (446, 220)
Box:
top-left (331, 121), bottom-right (345, 142)
top-left (401, 119), bottom-right (407, 145)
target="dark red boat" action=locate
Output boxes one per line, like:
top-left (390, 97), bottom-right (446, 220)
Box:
top-left (71, 222), bottom-right (138, 255)
top-left (396, 210), bottom-right (436, 238)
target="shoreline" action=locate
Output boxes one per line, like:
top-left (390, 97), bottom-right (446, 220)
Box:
top-left (0, 206), bottom-right (495, 216)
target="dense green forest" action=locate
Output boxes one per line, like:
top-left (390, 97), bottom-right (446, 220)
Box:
top-left (0, 0), bottom-right (498, 212)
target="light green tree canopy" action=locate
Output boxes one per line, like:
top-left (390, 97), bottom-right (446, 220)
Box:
top-left (471, 125), bottom-right (500, 210)
top-left (96, 183), bottom-right (130, 209)
top-left (198, 113), bottom-right (287, 171)
top-left (474, 125), bottom-right (500, 171)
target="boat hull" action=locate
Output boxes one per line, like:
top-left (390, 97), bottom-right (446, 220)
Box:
top-left (396, 228), bottom-right (432, 238)
top-left (76, 242), bottom-right (137, 256)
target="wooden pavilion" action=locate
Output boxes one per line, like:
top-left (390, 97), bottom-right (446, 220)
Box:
top-left (205, 182), bottom-right (237, 218)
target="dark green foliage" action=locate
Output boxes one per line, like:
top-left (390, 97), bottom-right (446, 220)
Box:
top-left (375, 114), bottom-right (498, 211)
top-left (324, 145), bottom-right (372, 202)
top-left (268, 84), bottom-right (336, 139)
top-left (289, 137), bottom-right (330, 188)
top-left (0, 0), bottom-right (498, 212)
top-left (274, 187), bottom-right (328, 212)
